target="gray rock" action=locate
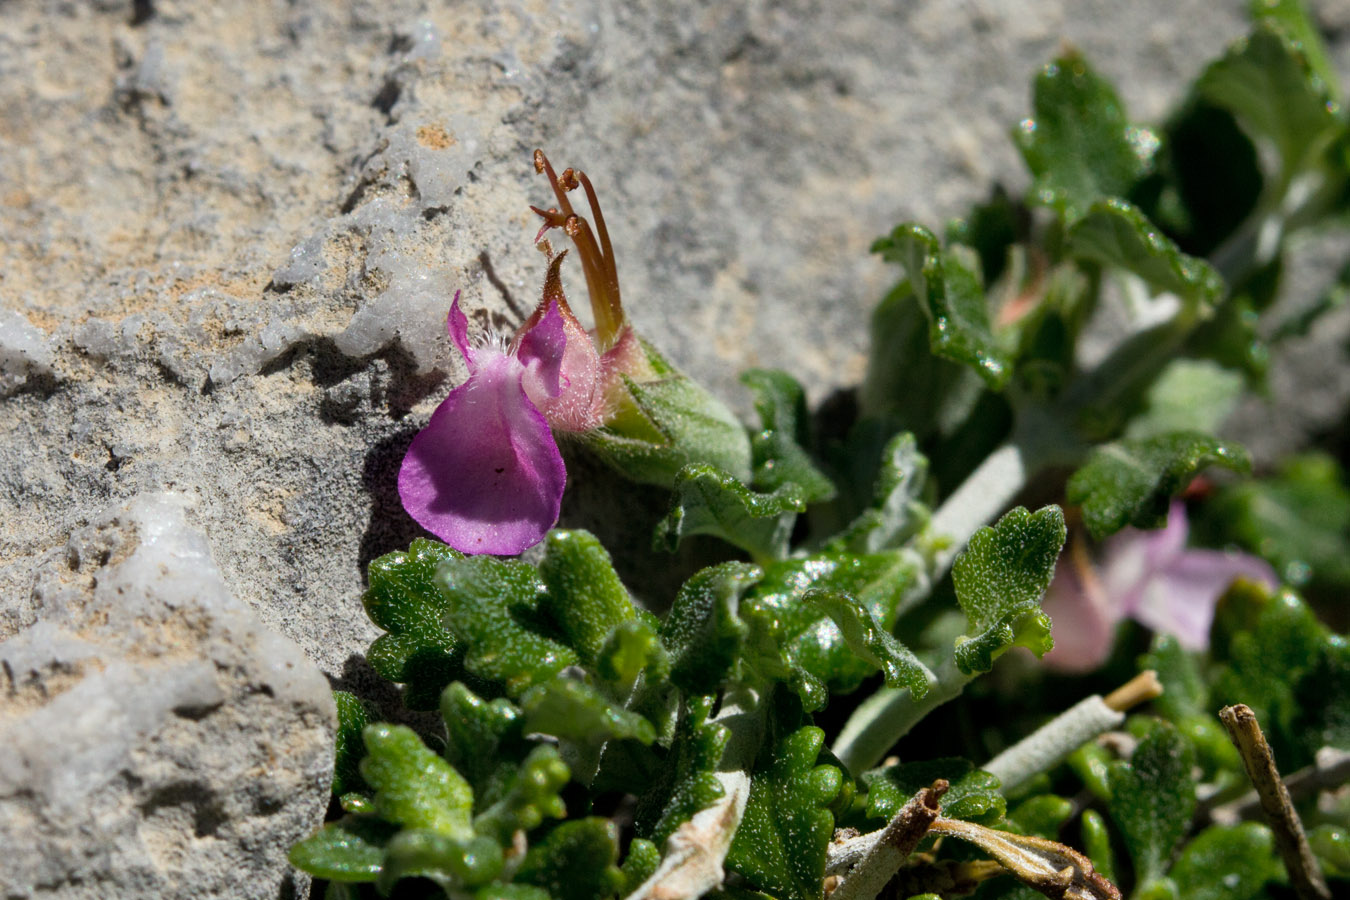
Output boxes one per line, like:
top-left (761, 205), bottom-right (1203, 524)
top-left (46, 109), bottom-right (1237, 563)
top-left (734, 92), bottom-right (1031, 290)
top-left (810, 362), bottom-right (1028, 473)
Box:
top-left (0, 493), bottom-right (334, 899)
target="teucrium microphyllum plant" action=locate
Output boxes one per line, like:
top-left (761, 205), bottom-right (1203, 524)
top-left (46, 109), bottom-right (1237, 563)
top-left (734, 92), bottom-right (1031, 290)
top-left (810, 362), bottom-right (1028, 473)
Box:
top-left (296, 5), bottom-right (1350, 899)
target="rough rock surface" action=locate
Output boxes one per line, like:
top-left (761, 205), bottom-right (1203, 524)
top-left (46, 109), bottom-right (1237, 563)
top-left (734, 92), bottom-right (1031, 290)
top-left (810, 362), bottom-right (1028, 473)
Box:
top-left (0, 493), bottom-right (334, 899)
top-left (1, 1), bottom-right (1348, 896)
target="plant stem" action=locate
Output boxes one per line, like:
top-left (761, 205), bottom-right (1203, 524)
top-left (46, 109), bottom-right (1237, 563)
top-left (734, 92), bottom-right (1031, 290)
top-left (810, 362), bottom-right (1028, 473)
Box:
top-left (832, 655), bottom-right (970, 775)
top-left (928, 441), bottom-right (1032, 580)
top-left (828, 781), bottom-right (947, 900)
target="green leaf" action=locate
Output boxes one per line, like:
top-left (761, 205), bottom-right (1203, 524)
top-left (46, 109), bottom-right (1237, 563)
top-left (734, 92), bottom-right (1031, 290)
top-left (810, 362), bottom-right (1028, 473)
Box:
top-left (1309, 824), bottom-right (1350, 877)
top-left (619, 838), bottom-right (661, 895)
top-left (1067, 432), bottom-right (1250, 540)
top-left (473, 744), bottom-right (571, 844)
top-left (1253, 0), bottom-right (1340, 101)
top-left (951, 506), bottom-right (1066, 674)
top-left (438, 555), bottom-right (578, 697)
top-left (516, 818), bottom-right (625, 900)
top-left (376, 830), bottom-right (503, 895)
top-left (1066, 199), bottom-right (1224, 307)
top-left (581, 339), bottom-right (753, 488)
top-left (1198, 21), bottom-right (1339, 179)
top-left (1169, 823), bottom-right (1279, 900)
top-left (656, 464), bottom-right (806, 561)
top-left (635, 695), bottom-right (729, 846)
top-left (745, 549), bottom-right (921, 700)
top-left (520, 679), bottom-right (657, 747)
top-left (362, 538), bottom-right (468, 709)
top-left (946, 186), bottom-right (1024, 287)
top-left (1015, 51), bottom-right (1155, 221)
top-left (439, 682), bottom-right (527, 807)
top-left (1006, 795), bottom-right (1074, 840)
top-left (1125, 359), bottom-right (1246, 441)
top-left (1079, 809), bottom-right (1116, 886)
top-left (661, 562), bottom-right (762, 695)
top-left (332, 691), bottom-right (373, 798)
top-left (1105, 719), bottom-right (1196, 888)
top-left (863, 758), bottom-right (1005, 825)
top-left (538, 530), bottom-right (638, 669)
top-left (476, 885), bottom-right (552, 900)
top-left (803, 589), bottom-right (931, 697)
top-left (872, 225), bottom-right (1011, 389)
top-left (1141, 636), bottom-right (1208, 722)
top-left (360, 724), bottom-right (475, 840)
top-left (288, 818), bottom-right (393, 882)
top-left (741, 369), bottom-right (837, 502)
top-left (831, 432), bottom-right (931, 554)
top-left (727, 726), bottom-right (842, 900)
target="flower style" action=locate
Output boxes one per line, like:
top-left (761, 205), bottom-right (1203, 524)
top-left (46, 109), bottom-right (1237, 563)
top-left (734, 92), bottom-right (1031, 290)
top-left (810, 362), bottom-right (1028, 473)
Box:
top-left (1041, 501), bottom-right (1278, 672)
top-left (399, 151), bottom-right (753, 555)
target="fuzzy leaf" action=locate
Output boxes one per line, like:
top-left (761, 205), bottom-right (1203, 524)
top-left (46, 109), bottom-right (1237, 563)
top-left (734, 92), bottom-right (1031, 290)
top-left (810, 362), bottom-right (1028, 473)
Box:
top-left (1015, 51), bottom-right (1155, 221)
top-left (360, 724), bottom-right (475, 841)
top-left (803, 589), bottom-right (931, 697)
top-left (332, 691), bottom-right (373, 799)
top-left (727, 726), bottom-right (842, 900)
top-left (951, 506), bottom-right (1066, 674)
top-left (516, 818), bottom-right (625, 900)
top-left (538, 530), bottom-right (636, 668)
top-left (1168, 823), bottom-right (1279, 900)
top-left (741, 369), bottom-right (837, 502)
top-left (362, 538), bottom-right (468, 709)
top-left (863, 758), bottom-right (1005, 825)
top-left (376, 831), bottom-right (503, 895)
top-left (661, 562), bottom-right (762, 695)
top-left (437, 555), bottom-right (578, 697)
top-left (1105, 719), bottom-right (1196, 889)
top-left (520, 679), bottom-right (657, 747)
top-left (288, 818), bottom-right (393, 882)
top-left (1198, 21), bottom-right (1339, 178)
top-left (872, 224), bottom-right (1010, 389)
top-left (1007, 795), bottom-right (1074, 840)
top-left (1067, 432), bottom-right (1249, 540)
top-left (439, 682), bottom-right (527, 807)
top-left (657, 464), bottom-right (806, 560)
top-left (635, 695), bottom-right (729, 846)
top-left (831, 432), bottom-right (931, 554)
top-left (472, 744), bottom-right (570, 844)
top-left (745, 549), bottom-right (921, 702)
top-left (619, 839), bottom-right (662, 895)
top-left (1066, 199), bottom-right (1224, 306)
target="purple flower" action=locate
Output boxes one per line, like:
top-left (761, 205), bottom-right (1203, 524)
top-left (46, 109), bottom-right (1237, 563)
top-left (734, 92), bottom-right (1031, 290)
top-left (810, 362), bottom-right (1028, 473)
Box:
top-left (1042, 501), bottom-right (1278, 672)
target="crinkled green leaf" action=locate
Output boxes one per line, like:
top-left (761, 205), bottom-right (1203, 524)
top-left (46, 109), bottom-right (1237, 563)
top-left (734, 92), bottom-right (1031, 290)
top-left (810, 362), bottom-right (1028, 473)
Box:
top-left (439, 682), bottom-right (526, 807)
top-left (332, 690), bottom-right (373, 799)
top-left (1168, 823), bottom-right (1279, 900)
top-left (1198, 20), bottom-right (1339, 179)
top-left (872, 224), bottom-right (1010, 389)
top-left (656, 464), bottom-right (806, 560)
top-left (803, 589), bottom-right (931, 697)
top-left (863, 758), bottom-right (1005, 825)
top-left (472, 744), bottom-right (570, 845)
top-left (360, 724), bottom-right (474, 840)
top-left (1067, 431), bottom-right (1249, 540)
top-left (581, 339), bottom-right (753, 488)
top-left (635, 695), bottom-right (729, 846)
top-left (660, 562), bottom-right (762, 695)
top-left (596, 619), bottom-right (663, 690)
top-left (377, 830), bottom-right (503, 896)
top-left (831, 432), bottom-right (931, 554)
top-left (1142, 635), bottom-right (1208, 722)
top-left (288, 817), bottom-right (394, 882)
top-left (741, 368), bottom-right (837, 503)
top-left (362, 538), bottom-right (468, 709)
top-left (1066, 199), bottom-right (1224, 307)
top-left (745, 549), bottom-right (921, 701)
top-left (727, 726), bottom-right (842, 900)
top-left (520, 679), bottom-right (657, 747)
top-left (1126, 359), bottom-right (1246, 441)
top-left (538, 530), bottom-right (635, 668)
top-left (437, 555), bottom-right (578, 698)
top-left (1006, 795), bottom-right (1074, 840)
top-left (1202, 453), bottom-right (1350, 590)
top-left (516, 818), bottom-right (624, 900)
top-left (619, 838), bottom-right (661, 895)
top-left (951, 506), bottom-right (1066, 675)
top-left (1015, 51), bottom-right (1155, 221)
top-left (1106, 719), bottom-right (1196, 888)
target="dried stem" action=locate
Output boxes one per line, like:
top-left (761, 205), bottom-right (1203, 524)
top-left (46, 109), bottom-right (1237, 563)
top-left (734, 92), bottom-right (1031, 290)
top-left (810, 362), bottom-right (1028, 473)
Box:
top-left (927, 817), bottom-right (1120, 900)
top-left (1102, 670), bottom-right (1163, 712)
top-left (828, 781), bottom-right (948, 900)
top-left (1218, 704), bottom-right (1331, 900)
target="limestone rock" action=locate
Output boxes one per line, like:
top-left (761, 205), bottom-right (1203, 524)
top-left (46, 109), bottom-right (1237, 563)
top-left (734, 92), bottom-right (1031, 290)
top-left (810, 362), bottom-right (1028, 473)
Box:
top-left (0, 494), bottom-right (335, 899)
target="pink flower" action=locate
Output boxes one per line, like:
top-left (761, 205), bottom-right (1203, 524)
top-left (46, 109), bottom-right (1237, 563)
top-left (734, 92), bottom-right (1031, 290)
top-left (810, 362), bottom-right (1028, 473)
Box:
top-left (1042, 501), bottom-right (1278, 672)
top-left (398, 152), bottom-right (641, 555)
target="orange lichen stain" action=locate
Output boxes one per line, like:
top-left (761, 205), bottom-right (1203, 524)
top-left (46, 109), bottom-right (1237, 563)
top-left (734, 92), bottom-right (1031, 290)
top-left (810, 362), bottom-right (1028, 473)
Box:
top-left (417, 123), bottom-right (456, 149)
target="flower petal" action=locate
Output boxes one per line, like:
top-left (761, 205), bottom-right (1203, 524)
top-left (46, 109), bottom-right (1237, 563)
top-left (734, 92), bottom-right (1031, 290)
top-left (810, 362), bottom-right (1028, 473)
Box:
top-left (1132, 549), bottom-right (1277, 649)
top-left (1041, 556), bottom-right (1121, 673)
top-left (398, 351), bottom-right (565, 555)
top-left (447, 291), bottom-right (473, 362)
top-left (1098, 500), bottom-right (1191, 616)
top-left (516, 254), bottom-right (605, 432)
